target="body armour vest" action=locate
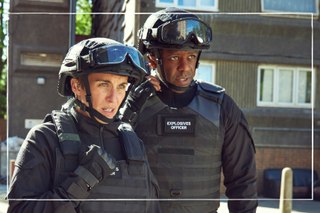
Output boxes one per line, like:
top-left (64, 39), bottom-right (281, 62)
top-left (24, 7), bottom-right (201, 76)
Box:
top-left (44, 110), bottom-right (157, 213)
top-left (134, 81), bottom-right (225, 213)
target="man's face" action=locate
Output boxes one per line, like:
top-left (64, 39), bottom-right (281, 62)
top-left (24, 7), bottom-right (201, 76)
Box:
top-left (156, 49), bottom-right (198, 92)
top-left (72, 73), bottom-right (128, 123)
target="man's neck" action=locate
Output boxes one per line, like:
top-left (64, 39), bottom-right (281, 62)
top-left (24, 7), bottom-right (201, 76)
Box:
top-left (156, 82), bottom-right (197, 108)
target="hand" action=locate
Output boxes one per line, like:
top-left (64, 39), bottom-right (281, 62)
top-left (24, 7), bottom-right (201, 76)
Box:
top-left (77, 145), bottom-right (116, 187)
top-left (120, 77), bottom-right (156, 122)
top-left (146, 75), bottom-right (161, 91)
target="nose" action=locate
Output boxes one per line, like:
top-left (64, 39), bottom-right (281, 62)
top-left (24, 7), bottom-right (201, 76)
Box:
top-left (106, 88), bottom-right (117, 103)
top-left (177, 57), bottom-right (190, 72)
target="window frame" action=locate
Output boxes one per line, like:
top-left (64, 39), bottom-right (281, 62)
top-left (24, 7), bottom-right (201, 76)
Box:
top-left (195, 60), bottom-right (216, 84)
top-left (261, 0), bottom-right (319, 16)
top-left (156, 0), bottom-right (219, 12)
top-left (257, 65), bottom-right (315, 108)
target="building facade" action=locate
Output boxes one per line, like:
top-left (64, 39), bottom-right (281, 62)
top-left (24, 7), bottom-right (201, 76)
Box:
top-left (92, 0), bottom-right (320, 195)
top-left (7, 0), bottom-right (320, 196)
top-left (8, 0), bottom-right (70, 139)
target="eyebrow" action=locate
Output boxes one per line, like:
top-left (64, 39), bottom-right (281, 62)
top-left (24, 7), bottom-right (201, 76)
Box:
top-left (95, 79), bottom-right (111, 83)
top-left (95, 79), bottom-right (128, 85)
top-left (166, 51), bottom-right (198, 56)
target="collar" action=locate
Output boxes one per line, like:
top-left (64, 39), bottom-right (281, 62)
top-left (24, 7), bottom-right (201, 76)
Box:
top-left (70, 107), bottom-right (121, 138)
top-left (156, 81), bottom-right (197, 108)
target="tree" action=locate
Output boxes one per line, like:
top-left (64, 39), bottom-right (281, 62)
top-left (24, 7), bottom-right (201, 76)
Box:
top-left (76, 0), bottom-right (92, 36)
top-left (0, 0), bottom-right (7, 119)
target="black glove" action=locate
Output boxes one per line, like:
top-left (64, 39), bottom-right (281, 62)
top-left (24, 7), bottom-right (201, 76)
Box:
top-left (120, 79), bottom-right (155, 123)
top-left (74, 144), bottom-right (116, 189)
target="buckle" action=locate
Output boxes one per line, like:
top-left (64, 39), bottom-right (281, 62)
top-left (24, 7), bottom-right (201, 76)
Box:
top-left (170, 189), bottom-right (181, 197)
top-left (86, 95), bottom-right (92, 103)
top-left (128, 111), bottom-right (137, 123)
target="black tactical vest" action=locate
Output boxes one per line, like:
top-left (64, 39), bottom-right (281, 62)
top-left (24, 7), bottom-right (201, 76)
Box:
top-left (45, 110), bottom-right (158, 213)
top-left (134, 81), bottom-right (224, 213)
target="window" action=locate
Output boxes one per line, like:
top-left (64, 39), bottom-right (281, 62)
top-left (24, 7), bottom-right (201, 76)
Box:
top-left (261, 0), bottom-right (318, 14)
top-left (257, 65), bottom-right (315, 108)
top-left (156, 0), bottom-right (219, 12)
top-left (195, 61), bottom-right (215, 83)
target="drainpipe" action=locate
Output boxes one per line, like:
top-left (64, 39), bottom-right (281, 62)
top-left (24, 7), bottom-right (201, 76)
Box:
top-left (69, 0), bottom-right (76, 47)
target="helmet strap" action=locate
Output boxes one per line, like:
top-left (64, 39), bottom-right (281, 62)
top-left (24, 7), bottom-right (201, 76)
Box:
top-left (75, 74), bottom-right (115, 124)
top-left (195, 51), bottom-right (202, 69)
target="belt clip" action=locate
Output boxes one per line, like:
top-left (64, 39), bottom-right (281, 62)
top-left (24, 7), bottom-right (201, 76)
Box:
top-left (170, 189), bottom-right (182, 197)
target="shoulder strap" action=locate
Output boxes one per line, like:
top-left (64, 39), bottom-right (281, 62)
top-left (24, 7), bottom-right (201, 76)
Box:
top-left (117, 122), bottom-right (145, 164)
top-left (134, 95), bottom-right (167, 127)
top-left (196, 80), bottom-right (225, 105)
top-left (48, 110), bottom-right (82, 156)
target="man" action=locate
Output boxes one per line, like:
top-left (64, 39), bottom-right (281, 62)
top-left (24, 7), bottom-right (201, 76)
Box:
top-left (7, 38), bottom-right (161, 213)
top-left (121, 7), bottom-right (258, 213)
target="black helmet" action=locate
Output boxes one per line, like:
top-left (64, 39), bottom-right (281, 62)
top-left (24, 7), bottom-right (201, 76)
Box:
top-left (57, 37), bottom-right (149, 124)
top-left (138, 7), bottom-right (212, 55)
top-left (58, 37), bottom-right (148, 97)
top-left (137, 7), bottom-right (212, 92)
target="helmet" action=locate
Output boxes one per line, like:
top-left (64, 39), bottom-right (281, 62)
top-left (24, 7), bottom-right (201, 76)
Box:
top-left (137, 7), bottom-right (212, 92)
top-left (138, 7), bottom-right (212, 55)
top-left (58, 37), bottom-right (148, 97)
top-left (57, 37), bottom-right (149, 123)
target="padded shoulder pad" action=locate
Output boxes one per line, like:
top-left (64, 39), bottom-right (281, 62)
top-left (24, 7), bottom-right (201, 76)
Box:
top-left (196, 80), bottom-right (225, 104)
top-left (197, 80), bottom-right (225, 94)
top-left (43, 113), bottom-right (53, 123)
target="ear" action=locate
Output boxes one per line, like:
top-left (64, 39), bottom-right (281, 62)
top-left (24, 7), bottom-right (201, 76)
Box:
top-left (147, 54), bottom-right (157, 69)
top-left (70, 78), bottom-right (82, 97)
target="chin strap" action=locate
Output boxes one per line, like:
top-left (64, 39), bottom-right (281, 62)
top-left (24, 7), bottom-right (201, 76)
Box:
top-left (74, 74), bottom-right (115, 124)
top-left (154, 49), bottom-right (202, 92)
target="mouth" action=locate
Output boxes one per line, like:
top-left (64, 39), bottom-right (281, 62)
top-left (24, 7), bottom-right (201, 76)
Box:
top-left (103, 108), bottom-right (113, 112)
top-left (101, 108), bottom-right (115, 117)
top-left (176, 77), bottom-right (190, 85)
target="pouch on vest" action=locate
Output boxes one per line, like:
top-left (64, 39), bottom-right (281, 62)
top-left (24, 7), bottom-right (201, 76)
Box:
top-left (117, 122), bottom-right (145, 164)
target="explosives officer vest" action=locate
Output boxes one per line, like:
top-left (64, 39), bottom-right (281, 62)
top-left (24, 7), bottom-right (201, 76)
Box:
top-left (44, 110), bottom-right (157, 213)
top-left (134, 80), bottom-right (225, 213)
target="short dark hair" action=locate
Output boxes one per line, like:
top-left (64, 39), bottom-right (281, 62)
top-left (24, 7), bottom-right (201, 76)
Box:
top-left (149, 48), bottom-right (162, 57)
top-left (75, 75), bottom-right (87, 90)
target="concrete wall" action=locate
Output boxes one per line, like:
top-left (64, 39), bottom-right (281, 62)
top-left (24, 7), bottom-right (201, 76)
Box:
top-left (8, 1), bottom-right (70, 138)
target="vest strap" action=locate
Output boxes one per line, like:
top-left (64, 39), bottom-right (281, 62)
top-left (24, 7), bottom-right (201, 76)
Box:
top-left (51, 110), bottom-right (81, 156)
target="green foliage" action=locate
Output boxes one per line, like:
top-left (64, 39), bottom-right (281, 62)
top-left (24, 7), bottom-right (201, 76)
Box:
top-left (0, 0), bottom-right (7, 119)
top-left (75, 0), bottom-right (92, 36)
top-left (0, 67), bottom-right (6, 119)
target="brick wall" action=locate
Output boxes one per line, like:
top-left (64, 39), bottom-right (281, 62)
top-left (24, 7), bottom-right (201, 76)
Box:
top-left (220, 147), bottom-right (320, 196)
top-left (255, 147), bottom-right (320, 195)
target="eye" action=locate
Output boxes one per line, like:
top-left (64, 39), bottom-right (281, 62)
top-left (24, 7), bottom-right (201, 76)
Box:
top-left (171, 56), bottom-right (179, 61)
top-left (100, 83), bottom-right (107, 87)
top-left (118, 85), bottom-right (125, 89)
top-left (188, 55), bottom-right (196, 59)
